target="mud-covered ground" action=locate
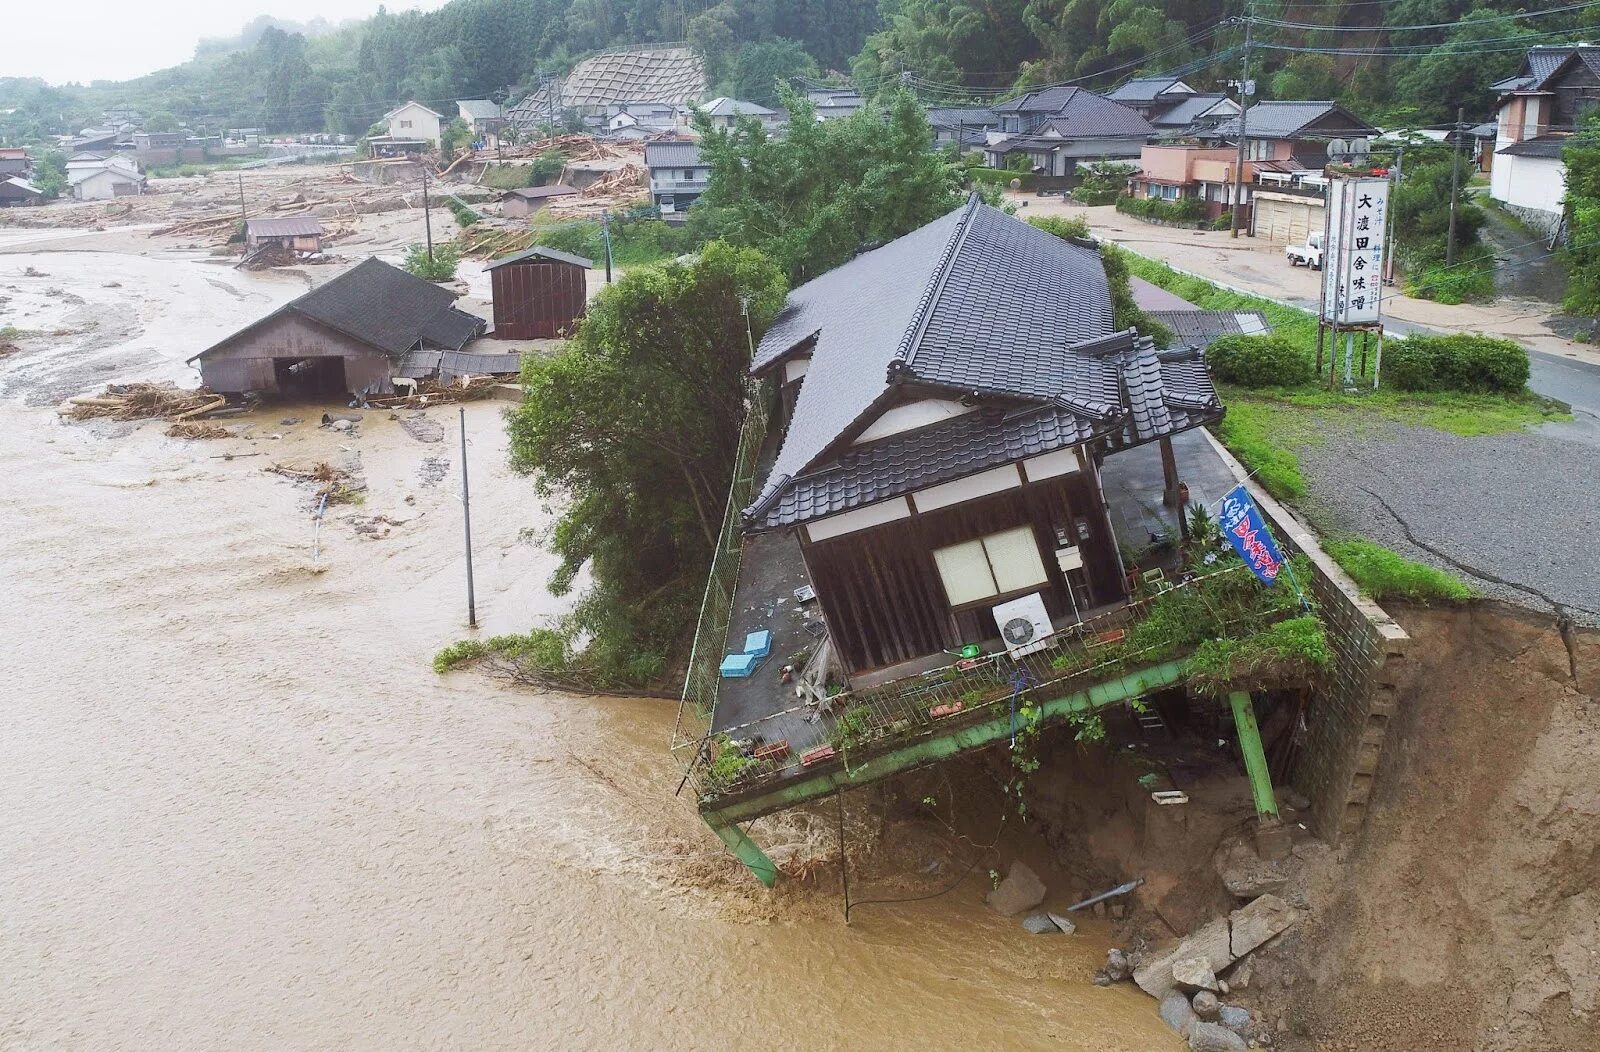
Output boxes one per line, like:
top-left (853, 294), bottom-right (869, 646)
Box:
top-left (1252, 602), bottom-right (1600, 1051)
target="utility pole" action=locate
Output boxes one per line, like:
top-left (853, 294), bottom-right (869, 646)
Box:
top-left (237, 173), bottom-right (247, 223)
top-left (1230, 11), bottom-right (1253, 239)
top-left (460, 407), bottom-right (477, 629)
top-left (1446, 106), bottom-right (1465, 267)
top-left (1384, 144), bottom-right (1404, 285)
top-left (601, 210), bottom-right (614, 283)
top-left (422, 166), bottom-right (434, 264)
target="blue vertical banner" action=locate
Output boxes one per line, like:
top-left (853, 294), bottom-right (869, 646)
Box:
top-left (1218, 484), bottom-right (1287, 585)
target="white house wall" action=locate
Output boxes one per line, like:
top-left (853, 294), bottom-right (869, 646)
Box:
top-left (1491, 152), bottom-right (1566, 236)
top-left (851, 398), bottom-right (975, 445)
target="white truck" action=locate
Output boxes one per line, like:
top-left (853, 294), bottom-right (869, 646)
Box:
top-left (1285, 231), bottom-right (1323, 270)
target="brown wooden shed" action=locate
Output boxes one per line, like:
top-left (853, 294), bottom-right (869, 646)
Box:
top-left (485, 246), bottom-right (593, 340)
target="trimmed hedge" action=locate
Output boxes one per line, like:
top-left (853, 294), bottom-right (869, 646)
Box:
top-left (1206, 334), bottom-right (1314, 388)
top-left (1116, 195), bottom-right (1205, 224)
top-left (968, 167), bottom-right (1034, 191)
top-left (1380, 333), bottom-right (1529, 393)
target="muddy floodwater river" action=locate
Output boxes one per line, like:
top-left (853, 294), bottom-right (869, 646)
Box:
top-left (0, 234), bottom-right (1178, 1049)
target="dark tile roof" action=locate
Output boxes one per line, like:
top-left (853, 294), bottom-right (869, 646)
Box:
top-left (1213, 101), bottom-right (1378, 141)
top-left (292, 258), bottom-right (461, 356)
top-left (420, 306), bottom-right (487, 350)
top-left (1108, 77), bottom-right (1190, 104)
top-left (644, 140), bottom-right (704, 168)
top-left (190, 258), bottom-right (464, 363)
top-left (1498, 134), bottom-right (1569, 158)
top-left (927, 106), bottom-right (999, 129)
top-left (1145, 310), bottom-right (1271, 348)
top-left (1150, 94), bottom-right (1237, 129)
top-left (743, 197), bottom-right (1222, 529)
top-left (991, 88), bottom-right (1153, 140)
top-left (994, 84), bottom-right (1087, 114)
top-left (484, 245), bottom-right (594, 269)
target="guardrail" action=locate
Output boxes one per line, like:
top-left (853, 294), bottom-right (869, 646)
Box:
top-left (685, 564), bottom-right (1272, 806)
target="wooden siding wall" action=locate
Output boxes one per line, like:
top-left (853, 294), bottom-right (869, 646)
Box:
top-left (490, 259), bottom-right (587, 340)
top-left (802, 470), bottom-right (1124, 673)
top-left (197, 313), bottom-right (393, 396)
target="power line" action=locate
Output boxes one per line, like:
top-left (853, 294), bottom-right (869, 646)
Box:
top-left (1254, 0), bottom-right (1600, 32)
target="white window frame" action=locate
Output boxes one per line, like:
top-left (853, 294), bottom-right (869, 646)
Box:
top-left (932, 525), bottom-right (1049, 609)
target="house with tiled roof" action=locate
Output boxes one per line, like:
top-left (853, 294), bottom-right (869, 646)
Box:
top-left (1489, 44), bottom-right (1599, 235)
top-left (739, 195), bottom-right (1222, 675)
top-left (983, 87), bottom-right (1155, 178)
top-left (644, 139), bottom-right (709, 222)
top-left (1205, 101), bottom-right (1379, 169)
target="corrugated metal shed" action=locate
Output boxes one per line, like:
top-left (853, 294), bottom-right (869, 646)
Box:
top-left (245, 217), bottom-right (325, 238)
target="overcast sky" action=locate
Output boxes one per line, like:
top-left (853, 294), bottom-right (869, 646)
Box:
top-left (11, 1), bottom-right (449, 85)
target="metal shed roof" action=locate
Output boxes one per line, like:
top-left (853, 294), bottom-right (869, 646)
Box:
top-left (484, 246), bottom-right (595, 270)
top-left (245, 217), bottom-right (325, 238)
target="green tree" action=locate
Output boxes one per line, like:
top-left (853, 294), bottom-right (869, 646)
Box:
top-left (504, 242), bottom-right (788, 686)
top-left (1391, 10), bottom-right (1538, 124)
top-left (691, 86), bottom-right (962, 281)
top-left (724, 38), bottom-right (819, 101)
top-left (29, 149), bottom-right (67, 199)
top-left (145, 111), bottom-right (180, 132)
top-left (1561, 116), bottom-right (1600, 319)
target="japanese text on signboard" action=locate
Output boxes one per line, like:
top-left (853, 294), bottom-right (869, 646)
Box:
top-left (1321, 176), bottom-right (1389, 326)
top-left (1218, 484), bottom-right (1286, 585)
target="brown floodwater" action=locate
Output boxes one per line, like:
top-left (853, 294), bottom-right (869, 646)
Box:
top-left (0, 242), bottom-right (1179, 1049)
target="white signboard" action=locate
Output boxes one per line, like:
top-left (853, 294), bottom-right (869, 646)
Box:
top-left (1320, 176), bottom-right (1389, 326)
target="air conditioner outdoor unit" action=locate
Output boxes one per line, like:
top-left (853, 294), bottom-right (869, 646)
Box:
top-left (992, 592), bottom-right (1053, 659)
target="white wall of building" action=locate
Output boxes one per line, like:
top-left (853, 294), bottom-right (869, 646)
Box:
top-left (1491, 151), bottom-right (1566, 231)
top-left (387, 103), bottom-right (443, 146)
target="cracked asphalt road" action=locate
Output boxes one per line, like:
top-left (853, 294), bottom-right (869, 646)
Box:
top-left (1294, 351), bottom-right (1600, 623)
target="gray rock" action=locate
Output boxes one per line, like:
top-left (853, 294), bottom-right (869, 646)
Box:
top-left (1192, 991), bottom-right (1220, 1019)
top-left (1092, 972), bottom-right (1113, 987)
top-left (1022, 912), bottom-right (1059, 934)
top-left (1218, 1005), bottom-right (1253, 1032)
top-left (1214, 838), bottom-right (1290, 899)
top-left (1104, 947), bottom-right (1132, 981)
top-left (1229, 894), bottom-right (1298, 958)
top-left (330, 418), bottom-right (355, 433)
top-left (1134, 917), bottom-right (1234, 999)
top-left (1172, 954), bottom-right (1220, 992)
top-left (1160, 990), bottom-right (1198, 1035)
top-left (1047, 912), bottom-right (1077, 935)
top-left (985, 860), bottom-right (1046, 916)
top-left (1188, 1020), bottom-right (1250, 1052)
top-left (1217, 979), bottom-right (1230, 996)
top-left (1227, 959), bottom-right (1252, 990)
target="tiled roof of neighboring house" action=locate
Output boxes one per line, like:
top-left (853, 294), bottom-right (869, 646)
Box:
top-left (994, 84), bottom-right (1087, 114)
top-left (1498, 134), bottom-right (1569, 158)
top-left (927, 106), bottom-right (999, 129)
top-left (701, 97), bottom-right (775, 117)
top-left (190, 258), bottom-right (463, 363)
top-left (397, 349), bottom-right (444, 378)
top-left (501, 184), bottom-right (579, 200)
top-left (420, 306), bottom-right (487, 350)
top-left (484, 245), bottom-right (594, 269)
top-left (1150, 93), bottom-right (1237, 129)
top-left (742, 196), bottom-right (1221, 528)
top-left (1, 177), bottom-right (43, 195)
top-left (991, 88), bottom-right (1153, 140)
top-left (644, 140), bottom-right (704, 168)
top-left (1500, 44), bottom-right (1600, 93)
top-left (1108, 77), bottom-right (1192, 104)
top-left (245, 217), bottom-right (324, 238)
top-left (457, 99), bottom-right (502, 121)
top-left (1145, 310), bottom-right (1271, 348)
top-left (1212, 101), bottom-right (1378, 140)
top-left (1467, 121), bottom-right (1499, 138)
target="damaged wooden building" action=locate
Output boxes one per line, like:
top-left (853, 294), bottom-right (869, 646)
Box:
top-left (188, 258), bottom-right (485, 400)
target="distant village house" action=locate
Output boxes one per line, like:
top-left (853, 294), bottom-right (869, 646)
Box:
top-left (0, 177), bottom-right (45, 207)
top-left (244, 218), bottom-right (325, 258)
top-left (1490, 44), bottom-right (1598, 237)
top-left (67, 153), bottom-right (145, 200)
top-left (382, 101), bottom-right (444, 147)
top-left (984, 86), bottom-right (1154, 184)
top-left (644, 140), bottom-right (709, 222)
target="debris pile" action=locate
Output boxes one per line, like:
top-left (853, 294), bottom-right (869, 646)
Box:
top-left (266, 460), bottom-right (364, 506)
top-left (164, 422), bottom-right (231, 440)
top-left (63, 383), bottom-right (225, 422)
top-left (367, 376), bottom-right (502, 408)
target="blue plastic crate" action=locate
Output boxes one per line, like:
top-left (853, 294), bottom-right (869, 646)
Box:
top-left (719, 652), bottom-right (759, 678)
top-left (743, 629), bottom-right (773, 659)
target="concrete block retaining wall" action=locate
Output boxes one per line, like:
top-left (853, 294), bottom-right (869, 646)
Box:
top-left (1200, 432), bottom-right (1410, 841)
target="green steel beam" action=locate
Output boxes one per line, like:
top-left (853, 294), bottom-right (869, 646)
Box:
top-left (705, 660), bottom-right (1188, 828)
top-left (1229, 691), bottom-right (1280, 819)
top-left (703, 811), bottom-right (779, 887)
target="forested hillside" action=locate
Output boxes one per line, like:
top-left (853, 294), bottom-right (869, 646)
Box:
top-left (4, 0), bottom-right (1598, 138)
top-left (0, 0), bottom-right (878, 137)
